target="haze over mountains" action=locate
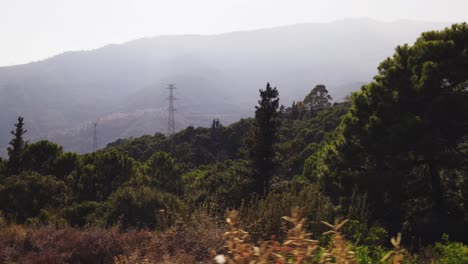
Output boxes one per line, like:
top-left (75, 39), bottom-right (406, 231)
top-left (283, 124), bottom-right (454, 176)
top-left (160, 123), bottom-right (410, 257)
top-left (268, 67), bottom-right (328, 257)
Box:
top-left (0, 18), bottom-right (450, 154)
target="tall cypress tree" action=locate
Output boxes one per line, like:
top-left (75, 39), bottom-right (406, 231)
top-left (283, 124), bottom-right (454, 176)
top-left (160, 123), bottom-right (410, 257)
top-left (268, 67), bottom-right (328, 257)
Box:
top-left (7, 116), bottom-right (27, 175)
top-left (250, 83), bottom-right (280, 195)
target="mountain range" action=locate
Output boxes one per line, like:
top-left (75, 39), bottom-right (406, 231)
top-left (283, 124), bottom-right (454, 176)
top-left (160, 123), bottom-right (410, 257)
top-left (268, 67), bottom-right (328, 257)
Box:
top-left (0, 18), bottom-right (451, 154)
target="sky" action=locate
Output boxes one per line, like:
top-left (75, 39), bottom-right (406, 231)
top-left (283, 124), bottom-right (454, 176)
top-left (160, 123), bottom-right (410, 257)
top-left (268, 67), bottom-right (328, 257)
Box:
top-left (0, 0), bottom-right (467, 66)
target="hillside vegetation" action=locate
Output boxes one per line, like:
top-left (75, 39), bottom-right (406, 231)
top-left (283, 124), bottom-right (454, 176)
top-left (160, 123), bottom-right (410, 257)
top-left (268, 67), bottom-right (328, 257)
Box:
top-left (0, 23), bottom-right (467, 263)
top-left (0, 19), bottom-right (447, 154)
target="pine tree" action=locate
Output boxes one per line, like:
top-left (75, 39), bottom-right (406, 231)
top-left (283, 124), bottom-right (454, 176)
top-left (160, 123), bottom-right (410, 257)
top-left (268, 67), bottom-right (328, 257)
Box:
top-left (7, 116), bottom-right (28, 175)
top-left (250, 83), bottom-right (280, 195)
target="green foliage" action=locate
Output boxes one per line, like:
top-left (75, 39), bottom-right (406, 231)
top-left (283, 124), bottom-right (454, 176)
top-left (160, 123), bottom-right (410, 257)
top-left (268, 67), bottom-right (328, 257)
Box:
top-left (64, 201), bottom-right (105, 227)
top-left (25, 209), bottom-right (68, 228)
top-left (22, 140), bottom-right (63, 175)
top-left (354, 245), bottom-right (387, 264)
top-left (303, 84), bottom-right (333, 114)
top-left (280, 101), bottom-right (349, 179)
top-left (106, 133), bottom-right (168, 161)
top-left (106, 119), bottom-right (252, 170)
top-left (238, 182), bottom-right (335, 241)
top-left (141, 151), bottom-right (181, 194)
top-left (52, 151), bottom-right (79, 180)
top-left (309, 23), bottom-right (468, 244)
top-left (183, 159), bottom-right (252, 209)
top-left (105, 186), bottom-right (184, 229)
top-left (342, 219), bottom-right (388, 263)
top-left (434, 234), bottom-right (468, 264)
top-left (76, 150), bottom-right (135, 201)
top-left (0, 171), bottom-right (68, 223)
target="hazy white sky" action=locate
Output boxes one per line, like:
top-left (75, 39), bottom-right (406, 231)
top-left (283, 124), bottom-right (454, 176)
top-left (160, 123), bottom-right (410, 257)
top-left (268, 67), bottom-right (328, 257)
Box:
top-left (1, 0), bottom-right (467, 66)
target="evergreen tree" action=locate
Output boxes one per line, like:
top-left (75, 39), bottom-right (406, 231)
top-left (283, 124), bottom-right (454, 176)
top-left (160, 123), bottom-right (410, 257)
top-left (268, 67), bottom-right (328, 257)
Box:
top-left (7, 117), bottom-right (27, 175)
top-left (308, 23), bottom-right (468, 243)
top-left (250, 83), bottom-right (280, 195)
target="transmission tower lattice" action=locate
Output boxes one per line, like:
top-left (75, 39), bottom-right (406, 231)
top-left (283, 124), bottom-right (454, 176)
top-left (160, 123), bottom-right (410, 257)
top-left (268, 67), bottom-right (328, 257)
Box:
top-left (167, 84), bottom-right (177, 135)
top-left (93, 122), bottom-right (98, 151)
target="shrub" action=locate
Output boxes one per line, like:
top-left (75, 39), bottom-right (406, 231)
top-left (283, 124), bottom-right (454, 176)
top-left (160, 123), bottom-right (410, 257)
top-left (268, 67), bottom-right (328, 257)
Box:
top-left (63, 201), bottom-right (105, 227)
top-left (0, 172), bottom-right (68, 223)
top-left (0, 225), bottom-right (146, 264)
top-left (238, 182), bottom-right (334, 241)
top-left (106, 186), bottom-right (184, 229)
top-left (434, 234), bottom-right (468, 264)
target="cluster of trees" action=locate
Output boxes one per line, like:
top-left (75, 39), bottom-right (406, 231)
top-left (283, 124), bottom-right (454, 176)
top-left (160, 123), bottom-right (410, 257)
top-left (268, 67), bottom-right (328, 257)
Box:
top-left (0, 23), bottom-right (466, 249)
top-left (305, 23), bottom-right (468, 243)
top-left (0, 81), bottom-right (341, 229)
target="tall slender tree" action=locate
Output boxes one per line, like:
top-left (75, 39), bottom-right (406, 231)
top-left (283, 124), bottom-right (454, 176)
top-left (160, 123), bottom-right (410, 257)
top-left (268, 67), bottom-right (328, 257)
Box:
top-left (250, 83), bottom-right (280, 195)
top-left (7, 116), bottom-right (27, 175)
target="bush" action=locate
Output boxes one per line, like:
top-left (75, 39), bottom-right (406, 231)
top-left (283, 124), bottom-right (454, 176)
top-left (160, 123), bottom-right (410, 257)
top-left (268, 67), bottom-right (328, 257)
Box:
top-left (0, 225), bottom-right (148, 264)
top-left (183, 159), bottom-right (252, 209)
top-left (238, 182), bottom-right (334, 241)
top-left (0, 211), bottom-right (224, 264)
top-left (434, 234), bottom-right (468, 264)
top-left (64, 201), bottom-right (105, 227)
top-left (106, 186), bottom-right (185, 229)
top-left (0, 172), bottom-right (68, 223)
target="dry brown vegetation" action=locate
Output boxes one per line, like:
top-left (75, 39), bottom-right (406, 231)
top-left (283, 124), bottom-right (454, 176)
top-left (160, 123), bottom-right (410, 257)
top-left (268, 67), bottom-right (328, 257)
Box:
top-left (0, 210), bottom-right (224, 264)
top-left (1, 208), bottom-right (465, 263)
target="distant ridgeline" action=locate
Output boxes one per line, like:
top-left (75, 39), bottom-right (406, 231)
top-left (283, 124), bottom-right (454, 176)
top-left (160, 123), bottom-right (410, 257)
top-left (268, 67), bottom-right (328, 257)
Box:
top-left (0, 19), bottom-right (448, 154)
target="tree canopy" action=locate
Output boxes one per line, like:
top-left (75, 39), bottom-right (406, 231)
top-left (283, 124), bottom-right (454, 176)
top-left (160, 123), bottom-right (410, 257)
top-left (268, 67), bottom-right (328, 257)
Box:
top-left (306, 23), bottom-right (468, 243)
top-left (303, 84), bottom-right (333, 113)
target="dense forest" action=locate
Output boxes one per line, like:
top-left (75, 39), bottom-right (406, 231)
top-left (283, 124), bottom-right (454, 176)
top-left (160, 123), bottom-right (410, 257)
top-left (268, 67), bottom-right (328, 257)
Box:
top-left (0, 24), bottom-right (467, 263)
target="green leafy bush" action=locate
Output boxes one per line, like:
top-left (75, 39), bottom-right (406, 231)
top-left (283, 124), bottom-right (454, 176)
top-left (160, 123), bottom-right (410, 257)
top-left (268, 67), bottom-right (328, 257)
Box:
top-left (434, 234), bottom-right (468, 264)
top-left (105, 186), bottom-right (184, 229)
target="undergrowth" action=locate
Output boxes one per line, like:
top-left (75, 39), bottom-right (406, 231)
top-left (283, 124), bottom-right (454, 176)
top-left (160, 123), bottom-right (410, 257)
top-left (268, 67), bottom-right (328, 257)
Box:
top-left (215, 208), bottom-right (468, 264)
top-left (0, 209), bottom-right (466, 263)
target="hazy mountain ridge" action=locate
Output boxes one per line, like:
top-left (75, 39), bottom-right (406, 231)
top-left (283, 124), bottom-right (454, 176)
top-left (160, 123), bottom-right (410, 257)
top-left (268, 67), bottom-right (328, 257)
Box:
top-left (0, 19), bottom-right (450, 154)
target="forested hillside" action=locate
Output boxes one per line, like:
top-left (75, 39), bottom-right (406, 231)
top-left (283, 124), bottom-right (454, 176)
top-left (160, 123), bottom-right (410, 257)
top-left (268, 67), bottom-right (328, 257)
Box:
top-left (0, 23), bottom-right (467, 263)
top-left (0, 19), bottom-right (447, 155)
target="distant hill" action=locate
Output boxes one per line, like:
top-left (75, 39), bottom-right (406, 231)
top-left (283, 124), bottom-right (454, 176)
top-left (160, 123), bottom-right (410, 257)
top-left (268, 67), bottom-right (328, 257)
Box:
top-left (0, 18), bottom-right (450, 154)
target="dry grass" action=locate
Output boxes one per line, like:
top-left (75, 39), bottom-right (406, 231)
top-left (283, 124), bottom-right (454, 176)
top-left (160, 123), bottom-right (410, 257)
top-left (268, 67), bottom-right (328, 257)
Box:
top-left (0, 208), bottom-right (426, 264)
top-left (320, 219), bottom-right (355, 264)
top-left (0, 210), bottom-right (223, 264)
top-left (381, 233), bottom-right (407, 264)
top-left (218, 208), bottom-right (323, 264)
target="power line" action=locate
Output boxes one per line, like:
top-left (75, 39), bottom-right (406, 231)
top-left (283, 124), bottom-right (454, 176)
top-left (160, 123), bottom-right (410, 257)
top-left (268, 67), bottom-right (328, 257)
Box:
top-left (167, 84), bottom-right (177, 135)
